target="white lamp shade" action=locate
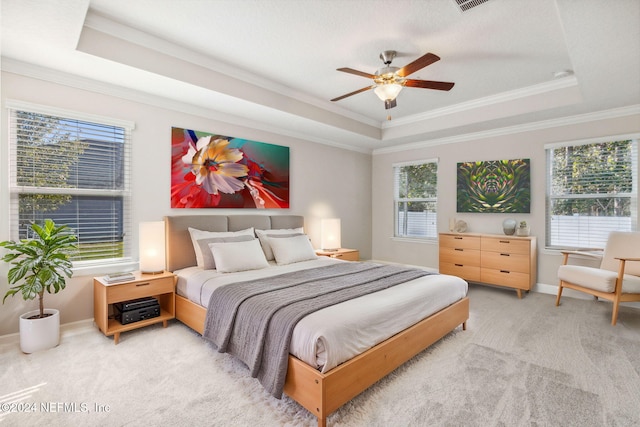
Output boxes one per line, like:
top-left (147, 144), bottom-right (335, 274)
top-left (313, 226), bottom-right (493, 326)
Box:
top-left (139, 221), bottom-right (166, 273)
top-left (374, 83), bottom-right (403, 101)
top-left (321, 218), bottom-right (341, 250)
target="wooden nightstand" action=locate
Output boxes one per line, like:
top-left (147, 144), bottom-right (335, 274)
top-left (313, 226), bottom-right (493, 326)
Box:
top-left (316, 248), bottom-right (359, 261)
top-left (93, 271), bottom-right (176, 344)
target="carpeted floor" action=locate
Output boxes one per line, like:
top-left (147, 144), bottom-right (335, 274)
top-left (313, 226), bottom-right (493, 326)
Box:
top-left (1, 285), bottom-right (639, 426)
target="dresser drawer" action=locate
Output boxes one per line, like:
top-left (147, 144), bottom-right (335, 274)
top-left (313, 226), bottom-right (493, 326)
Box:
top-left (440, 262), bottom-right (481, 282)
top-left (481, 268), bottom-right (530, 290)
top-left (439, 234), bottom-right (481, 250)
top-left (481, 237), bottom-right (530, 255)
top-left (440, 247), bottom-right (480, 266)
top-left (106, 276), bottom-right (175, 304)
top-left (481, 251), bottom-right (530, 274)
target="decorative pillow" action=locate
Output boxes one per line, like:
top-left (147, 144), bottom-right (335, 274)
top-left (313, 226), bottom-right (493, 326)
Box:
top-left (188, 227), bottom-right (254, 267)
top-left (255, 228), bottom-right (304, 261)
top-left (197, 235), bottom-right (255, 270)
top-left (208, 239), bottom-right (269, 273)
top-left (268, 234), bottom-right (317, 265)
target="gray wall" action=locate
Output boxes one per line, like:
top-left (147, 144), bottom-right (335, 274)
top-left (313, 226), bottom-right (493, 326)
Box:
top-left (0, 71), bottom-right (372, 336)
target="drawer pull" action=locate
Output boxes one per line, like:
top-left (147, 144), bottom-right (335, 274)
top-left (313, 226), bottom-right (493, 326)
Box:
top-left (500, 253), bottom-right (510, 257)
top-left (500, 270), bottom-right (510, 274)
top-left (135, 282), bottom-right (150, 287)
top-left (499, 240), bottom-right (511, 244)
top-left (454, 237), bottom-right (463, 240)
top-left (455, 263), bottom-right (464, 267)
top-left (454, 248), bottom-right (464, 251)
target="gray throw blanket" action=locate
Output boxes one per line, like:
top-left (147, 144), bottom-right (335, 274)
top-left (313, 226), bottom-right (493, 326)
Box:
top-left (203, 262), bottom-right (433, 398)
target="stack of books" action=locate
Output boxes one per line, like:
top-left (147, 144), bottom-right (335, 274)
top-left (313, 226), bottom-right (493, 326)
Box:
top-left (103, 272), bottom-right (135, 284)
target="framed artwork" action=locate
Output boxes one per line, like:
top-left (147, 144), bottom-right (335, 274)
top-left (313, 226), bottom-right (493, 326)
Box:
top-left (171, 127), bottom-right (290, 208)
top-left (457, 158), bottom-right (530, 213)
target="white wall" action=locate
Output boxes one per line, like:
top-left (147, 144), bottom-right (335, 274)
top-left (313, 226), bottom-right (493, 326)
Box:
top-left (372, 113), bottom-right (640, 291)
top-left (0, 71), bottom-right (372, 336)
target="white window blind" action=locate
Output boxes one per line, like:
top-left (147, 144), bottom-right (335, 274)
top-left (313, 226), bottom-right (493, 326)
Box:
top-left (8, 102), bottom-right (133, 265)
top-left (394, 159), bottom-right (438, 239)
top-left (545, 136), bottom-right (638, 249)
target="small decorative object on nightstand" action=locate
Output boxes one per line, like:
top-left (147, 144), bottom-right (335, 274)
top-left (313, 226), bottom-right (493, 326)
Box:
top-left (93, 271), bottom-right (176, 344)
top-left (316, 248), bottom-right (359, 261)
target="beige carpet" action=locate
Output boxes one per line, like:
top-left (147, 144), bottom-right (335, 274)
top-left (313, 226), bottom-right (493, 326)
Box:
top-left (1, 285), bottom-right (639, 426)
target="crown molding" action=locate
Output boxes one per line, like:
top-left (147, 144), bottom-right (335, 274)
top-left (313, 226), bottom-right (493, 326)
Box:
top-left (1, 58), bottom-right (372, 154)
top-left (382, 76), bottom-right (579, 129)
top-left (373, 104), bottom-right (640, 155)
top-left (3, 57), bottom-right (637, 157)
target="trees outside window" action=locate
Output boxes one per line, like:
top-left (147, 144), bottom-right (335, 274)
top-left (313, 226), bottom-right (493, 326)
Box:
top-left (394, 160), bottom-right (438, 239)
top-left (546, 138), bottom-right (638, 249)
top-left (8, 104), bottom-right (133, 264)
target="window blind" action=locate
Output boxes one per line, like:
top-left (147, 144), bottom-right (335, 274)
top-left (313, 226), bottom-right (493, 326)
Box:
top-left (545, 137), bottom-right (638, 249)
top-left (8, 103), bottom-right (133, 264)
top-left (393, 159), bottom-right (438, 239)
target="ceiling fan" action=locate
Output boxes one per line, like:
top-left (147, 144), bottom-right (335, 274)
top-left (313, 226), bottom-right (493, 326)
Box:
top-left (331, 50), bottom-right (455, 110)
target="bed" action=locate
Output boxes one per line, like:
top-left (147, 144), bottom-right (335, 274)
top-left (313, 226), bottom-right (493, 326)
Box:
top-left (165, 214), bottom-right (469, 427)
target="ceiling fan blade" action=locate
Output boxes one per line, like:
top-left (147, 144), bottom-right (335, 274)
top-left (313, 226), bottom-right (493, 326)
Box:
top-left (336, 67), bottom-right (377, 79)
top-left (331, 86), bottom-right (373, 102)
top-left (396, 53), bottom-right (441, 77)
top-left (405, 79), bottom-right (455, 91)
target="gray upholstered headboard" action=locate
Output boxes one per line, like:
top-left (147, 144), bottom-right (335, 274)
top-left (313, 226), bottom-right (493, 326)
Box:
top-left (164, 215), bottom-right (304, 271)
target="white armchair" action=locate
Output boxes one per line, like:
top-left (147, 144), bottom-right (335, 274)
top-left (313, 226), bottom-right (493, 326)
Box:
top-left (556, 231), bottom-right (640, 325)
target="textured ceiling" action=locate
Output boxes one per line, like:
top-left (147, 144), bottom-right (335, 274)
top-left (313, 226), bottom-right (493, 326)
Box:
top-left (1, 0), bottom-right (639, 152)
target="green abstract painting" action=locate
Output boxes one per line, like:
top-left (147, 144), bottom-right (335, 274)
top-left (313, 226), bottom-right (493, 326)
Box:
top-left (457, 159), bottom-right (530, 213)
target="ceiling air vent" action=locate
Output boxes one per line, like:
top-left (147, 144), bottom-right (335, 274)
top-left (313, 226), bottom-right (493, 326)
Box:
top-left (454, 0), bottom-right (491, 12)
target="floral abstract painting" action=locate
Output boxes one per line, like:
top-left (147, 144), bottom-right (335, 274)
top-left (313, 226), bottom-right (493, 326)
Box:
top-left (171, 127), bottom-right (290, 208)
top-left (457, 158), bottom-right (530, 213)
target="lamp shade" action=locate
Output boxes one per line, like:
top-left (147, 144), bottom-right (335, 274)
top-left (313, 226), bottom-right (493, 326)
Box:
top-left (321, 218), bottom-right (341, 251)
top-left (374, 83), bottom-right (403, 101)
top-left (139, 221), bottom-right (165, 273)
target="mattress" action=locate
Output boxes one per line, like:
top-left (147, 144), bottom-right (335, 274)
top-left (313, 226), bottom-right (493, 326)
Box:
top-left (175, 257), bottom-right (468, 372)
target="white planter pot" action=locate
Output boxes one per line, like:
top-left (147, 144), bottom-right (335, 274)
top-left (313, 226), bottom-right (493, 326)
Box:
top-left (19, 308), bottom-right (60, 353)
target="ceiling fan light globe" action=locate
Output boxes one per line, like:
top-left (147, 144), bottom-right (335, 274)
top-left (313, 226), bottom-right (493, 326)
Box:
top-left (374, 83), bottom-right (403, 101)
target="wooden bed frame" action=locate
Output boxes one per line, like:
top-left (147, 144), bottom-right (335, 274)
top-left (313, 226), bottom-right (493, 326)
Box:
top-left (165, 215), bottom-right (469, 427)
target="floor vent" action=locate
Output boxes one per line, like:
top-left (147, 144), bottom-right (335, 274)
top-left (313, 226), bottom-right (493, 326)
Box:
top-left (454, 0), bottom-right (491, 12)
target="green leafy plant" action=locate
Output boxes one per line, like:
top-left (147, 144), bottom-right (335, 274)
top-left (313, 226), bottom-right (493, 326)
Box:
top-left (1, 219), bottom-right (77, 319)
top-left (519, 221), bottom-right (528, 228)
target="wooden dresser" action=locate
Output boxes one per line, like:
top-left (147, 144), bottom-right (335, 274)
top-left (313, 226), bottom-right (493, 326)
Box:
top-left (439, 232), bottom-right (537, 298)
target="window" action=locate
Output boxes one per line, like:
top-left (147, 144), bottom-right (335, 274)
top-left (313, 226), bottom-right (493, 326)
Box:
top-left (546, 136), bottom-right (638, 249)
top-left (394, 159), bottom-right (438, 239)
top-left (8, 101), bottom-right (134, 265)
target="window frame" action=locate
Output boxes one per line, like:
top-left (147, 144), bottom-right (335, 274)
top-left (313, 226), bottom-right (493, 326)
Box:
top-left (393, 158), bottom-right (439, 240)
top-left (6, 100), bottom-right (135, 269)
top-left (545, 134), bottom-right (638, 250)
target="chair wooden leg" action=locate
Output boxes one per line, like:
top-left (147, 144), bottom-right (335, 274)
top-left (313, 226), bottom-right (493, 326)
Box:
top-left (611, 300), bottom-right (620, 326)
top-left (555, 283), bottom-right (564, 306)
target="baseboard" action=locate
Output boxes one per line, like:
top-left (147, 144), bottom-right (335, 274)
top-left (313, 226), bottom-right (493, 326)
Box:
top-left (0, 318), bottom-right (95, 348)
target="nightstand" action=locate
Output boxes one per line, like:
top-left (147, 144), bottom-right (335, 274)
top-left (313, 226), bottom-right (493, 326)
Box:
top-left (93, 271), bottom-right (176, 344)
top-left (316, 248), bottom-right (359, 261)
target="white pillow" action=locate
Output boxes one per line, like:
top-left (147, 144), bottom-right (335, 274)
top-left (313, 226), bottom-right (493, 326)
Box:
top-left (255, 228), bottom-right (304, 261)
top-left (188, 227), bottom-right (254, 267)
top-left (208, 239), bottom-right (269, 273)
top-left (269, 234), bottom-right (317, 265)
top-left (197, 235), bottom-right (255, 270)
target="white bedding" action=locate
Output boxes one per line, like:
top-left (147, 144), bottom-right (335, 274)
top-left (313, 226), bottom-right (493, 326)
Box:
top-left (175, 257), bottom-right (468, 372)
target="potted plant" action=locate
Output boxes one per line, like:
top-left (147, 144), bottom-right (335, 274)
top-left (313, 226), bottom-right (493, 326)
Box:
top-left (516, 220), bottom-right (530, 236)
top-left (1, 219), bottom-right (77, 353)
